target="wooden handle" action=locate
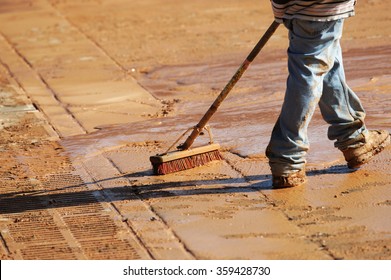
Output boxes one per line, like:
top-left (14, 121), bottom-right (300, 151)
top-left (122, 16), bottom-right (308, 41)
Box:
top-left (178, 21), bottom-right (280, 150)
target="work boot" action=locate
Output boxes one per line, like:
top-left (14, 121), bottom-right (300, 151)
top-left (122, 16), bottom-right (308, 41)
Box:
top-left (272, 169), bottom-right (307, 188)
top-left (342, 130), bottom-right (391, 169)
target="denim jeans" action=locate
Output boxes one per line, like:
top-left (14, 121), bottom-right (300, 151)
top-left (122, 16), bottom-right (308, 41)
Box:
top-left (266, 18), bottom-right (368, 176)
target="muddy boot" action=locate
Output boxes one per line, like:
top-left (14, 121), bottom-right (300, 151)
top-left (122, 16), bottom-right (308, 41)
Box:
top-left (272, 170), bottom-right (307, 188)
top-left (342, 130), bottom-right (391, 169)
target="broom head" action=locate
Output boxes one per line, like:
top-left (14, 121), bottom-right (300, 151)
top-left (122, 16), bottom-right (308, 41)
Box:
top-left (150, 143), bottom-right (223, 175)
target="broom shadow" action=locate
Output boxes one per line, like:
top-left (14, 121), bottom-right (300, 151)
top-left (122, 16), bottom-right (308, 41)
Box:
top-left (0, 164), bottom-right (352, 215)
top-left (0, 175), bottom-right (271, 215)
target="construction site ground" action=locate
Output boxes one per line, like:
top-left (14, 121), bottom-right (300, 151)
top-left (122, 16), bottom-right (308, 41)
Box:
top-left (0, 0), bottom-right (390, 260)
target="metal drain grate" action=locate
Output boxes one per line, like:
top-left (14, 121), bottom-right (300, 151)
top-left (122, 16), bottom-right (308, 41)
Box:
top-left (7, 213), bottom-right (66, 244)
top-left (62, 214), bottom-right (119, 240)
top-left (47, 192), bottom-right (105, 216)
top-left (20, 243), bottom-right (77, 260)
top-left (42, 173), bottom-right (85, 190)
top-left (0, 195), bottom-right (46, 215)
top-left (0, 179), bottom-right (34, 195)
top-left (79, 238), bottom-right (142, 259)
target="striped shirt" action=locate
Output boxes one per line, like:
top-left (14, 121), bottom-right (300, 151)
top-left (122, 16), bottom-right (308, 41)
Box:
top-left (271, 0), bottom-right (357, 22)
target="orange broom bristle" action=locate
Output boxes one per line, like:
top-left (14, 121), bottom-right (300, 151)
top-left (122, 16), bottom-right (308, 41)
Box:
top-left (152, 150), bottom-right (223, 175)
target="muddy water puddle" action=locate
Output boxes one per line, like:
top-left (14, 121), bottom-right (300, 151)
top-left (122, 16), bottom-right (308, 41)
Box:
top-left (60, 47), bottom-right (391, 175)
top-left (63, 47), bottom-right (391, 170)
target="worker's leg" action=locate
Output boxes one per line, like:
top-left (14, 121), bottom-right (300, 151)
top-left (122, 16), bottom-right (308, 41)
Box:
top-left (266, 19), bottom-right (341, 177)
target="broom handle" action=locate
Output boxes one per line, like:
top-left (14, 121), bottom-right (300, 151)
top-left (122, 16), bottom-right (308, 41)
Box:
top-left (178, 20), bottom-right (280, 150)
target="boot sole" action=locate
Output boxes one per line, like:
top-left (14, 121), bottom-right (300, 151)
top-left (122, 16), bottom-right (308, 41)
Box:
top-left (347, 134), bottom-right (391, 169)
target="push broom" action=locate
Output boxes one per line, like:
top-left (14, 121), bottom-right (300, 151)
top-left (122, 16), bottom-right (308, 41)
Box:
top-left (150, 21), bottom-right (280, 175)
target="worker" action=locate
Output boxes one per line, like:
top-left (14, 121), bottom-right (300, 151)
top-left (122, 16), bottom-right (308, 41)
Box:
top-left (266, 0), bottom-right (391, 188)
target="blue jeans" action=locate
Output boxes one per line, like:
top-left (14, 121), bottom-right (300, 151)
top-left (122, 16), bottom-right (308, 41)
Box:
top-left (266, 19), bottom-right (368, 176)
